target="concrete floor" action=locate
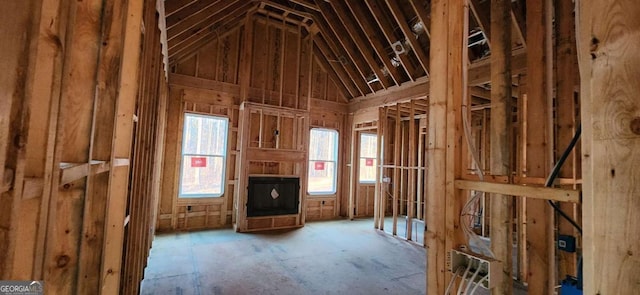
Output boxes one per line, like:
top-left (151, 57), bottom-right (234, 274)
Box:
top-left (141, 219), bottom-right (425, 295)
top-left (141, 218), bottom-right (527, 295)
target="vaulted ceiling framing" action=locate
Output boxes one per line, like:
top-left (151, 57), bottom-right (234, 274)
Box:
top-left (165, 0), bottom-right (528, 101)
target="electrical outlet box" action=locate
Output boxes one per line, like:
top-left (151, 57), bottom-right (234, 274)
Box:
top-left (448, 249), bottom-right (502, 290)
top-left (558, 235), bottom-right (577, 253)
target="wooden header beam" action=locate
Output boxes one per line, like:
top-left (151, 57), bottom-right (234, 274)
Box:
top-left (455, 180), bottom-right (579, 203)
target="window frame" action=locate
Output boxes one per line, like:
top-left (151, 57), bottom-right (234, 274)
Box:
top-left (358, 132), bottom-right (378, 184)
top-left (307, 128), bottom-right (339, 195)
top-left (178, 113), bottom-right (229, 198)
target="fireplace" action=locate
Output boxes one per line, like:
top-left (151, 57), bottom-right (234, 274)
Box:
top-left (246, 176), bottom-right (300, 217)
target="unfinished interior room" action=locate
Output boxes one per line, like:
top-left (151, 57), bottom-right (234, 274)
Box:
top-left (1, 0), bottom-right (639, 294)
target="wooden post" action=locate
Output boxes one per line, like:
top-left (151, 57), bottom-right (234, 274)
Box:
top-left (100, 0), bottom-right (144, 292)
top-left (426, 0), bottom-right (465, 293)
top-left (374, 107), bottom-right (384, 229)
top-left (525, 0), bottom-right (553, 293)
top-left (407, 101), bottom-right (416, 240)
top-left (393, 105), bottom-right (401, 235)
top-left (490, 0), bottom-right (513, 294)
top-left (555, 0), bottom-right (579, 280)
top-left (579, 0), bottom-right (640, 293)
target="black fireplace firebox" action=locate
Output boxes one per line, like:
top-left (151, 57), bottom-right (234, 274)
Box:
top-left (246, 176), bottom-right (300, 217)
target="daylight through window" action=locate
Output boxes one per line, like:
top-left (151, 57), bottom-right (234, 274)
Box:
top-left (179, 114), bottom-right (229, 198)
top-left (359, 133), bottom-right (377, 183)
top-left (308, 128), bottom-right (339, 194)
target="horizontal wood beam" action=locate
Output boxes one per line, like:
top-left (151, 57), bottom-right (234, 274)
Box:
top-left (311, 98), bottom-right (348, 114)
top-left (169, 73), bottom-right (241, 95)
top-left (59, 159), bottom-right (129, 186)
top-left (469, 48), bottom-right (527, 85)
top-left (246, 148), bottom-right (306, 162)
top-left (348, 76), bottom-right (429, 113)
top-left (454, 180), bottom-right (580, 203)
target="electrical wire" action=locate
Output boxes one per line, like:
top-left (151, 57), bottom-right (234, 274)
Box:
top-left (461, 105), bottom-right (494, 258)
top-left (463, 264), bottom-right (483, 295)
top-left (444, 266), bottom-right (464, 295)
top-left (456, 263), bottom-right (473, 295)
top-left (544, 124), bottom-right (583, 234)
top-left (469, 274), bottom-right (489, 295)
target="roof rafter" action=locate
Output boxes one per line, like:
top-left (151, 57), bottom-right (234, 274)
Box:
top-left (364, 0), bottom-right (417, 81)
top-left (311, 16), bottom-right (371, 95)
top-left (312, 46), bottom-right (354, 99)
top-left (167, 0), bottom-right (237, 42)
top-left (313, 35), bottom-right (363, 97)
top-left (313, 0), bottom-right (377, 94)
top-left (344, 0), bottom-right (404, 86)
top-left (383, 0), bottom-right (430, 76)
top-left (170, 6), bottom-right (254, 63)
top-left (329, 0), bottom-right (393, 88)
top-left (166, 0), bottom-right (218, 29)
top-left (168, 1), bottom-right (254, 52)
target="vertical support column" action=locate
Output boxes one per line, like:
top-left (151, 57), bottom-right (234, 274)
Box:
top-left (99, 0), bottom-right (144, 292)
top-left (555, 0), bottom-right (579, 280)
top-left (490, 0), bottom-right (513, 294)
top-left (579, 0), bottom-right (640, 294)
top-left (426, 0), bottom-right (465, 293)
top-left (374, 107), bottom-right (385, 229)
top-left (525, 0), bottom-right (553, 294)
top-left (393, 105), bottom-right (401, 235)
top-left (407, 101), bottom-right (416, 240)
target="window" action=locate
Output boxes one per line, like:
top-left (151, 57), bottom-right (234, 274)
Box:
top-left (179, 114), bottom-right (229, 198)
top-left (308, 128), bottom-right (339, 194)
top-left (359, 133), bottom-right (377, 183)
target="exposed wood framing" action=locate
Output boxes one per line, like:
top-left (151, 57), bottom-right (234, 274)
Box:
top-left (364, 0), bottom-right (417, 81)
top-left (425, 0), bottom-right (465, 293)
top-left (489, 0), bottom-right (513, 293)
top-left (313, 0), bottom-right (376, 94)
top-left (525, 0), bottom-right (553, 293)
top-left (344, 0), bottom-right (403, 86)
top-left (383, 0), bottom-right (430, 75)
top-left (329, 0), bottom-right (391, 89)
top-left (555, 0), bottom-right (579, 280)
